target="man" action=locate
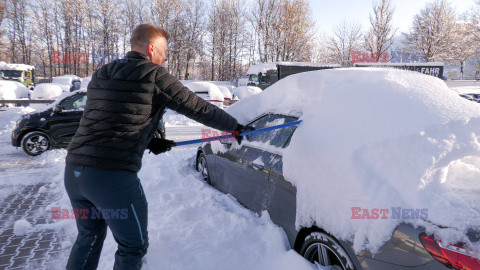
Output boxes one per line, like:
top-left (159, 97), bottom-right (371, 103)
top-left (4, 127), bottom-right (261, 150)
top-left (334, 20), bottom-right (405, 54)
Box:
top-left (64, 24), bottom-right (245, 269)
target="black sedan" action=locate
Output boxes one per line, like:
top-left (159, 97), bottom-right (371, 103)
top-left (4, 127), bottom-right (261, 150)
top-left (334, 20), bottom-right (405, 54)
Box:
top-left (12, 90), bottom-right (165, 156)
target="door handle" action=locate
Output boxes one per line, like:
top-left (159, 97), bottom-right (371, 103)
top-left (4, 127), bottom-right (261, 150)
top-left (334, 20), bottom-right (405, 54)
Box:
top-left (251, 163), bottom-right (269, 174)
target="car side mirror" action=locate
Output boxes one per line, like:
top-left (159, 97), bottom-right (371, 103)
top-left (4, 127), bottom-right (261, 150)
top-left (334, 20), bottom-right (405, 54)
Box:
top-left (53, 105), bottom-right (63, 114)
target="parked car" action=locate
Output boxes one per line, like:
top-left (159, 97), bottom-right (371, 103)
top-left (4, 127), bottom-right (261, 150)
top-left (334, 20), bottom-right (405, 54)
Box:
top-left (195, 69), bottom-right (480, 270)
top-left (12, 90), bottom-right (165, 156)
top-left (184, 81), bottom-right (225, 109)
top-left (459, 93), bottom-right (480, 103)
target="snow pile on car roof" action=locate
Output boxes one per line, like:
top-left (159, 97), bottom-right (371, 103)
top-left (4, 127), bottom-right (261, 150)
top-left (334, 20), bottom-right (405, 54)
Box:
top-left (184, 81), bottom-right (224, 102)
top-left (0, 80), bottom-right (29, 99)
top-left (226, 68), bottom-right (480, 254)
top-left (32, 83), bottom-right (63, 100)
top-left (231, 86), bottom-right (262, 100)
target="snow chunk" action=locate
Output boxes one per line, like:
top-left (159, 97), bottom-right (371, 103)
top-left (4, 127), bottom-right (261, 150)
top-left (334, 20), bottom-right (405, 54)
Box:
top-left (0, 80), bottom-right (29, 99)
top-left (13, 219), bottom-right (32, 235)
top-left (231, 86), bottom-right (262, 100)
top-left (226, 68), bottom-right (480, 253)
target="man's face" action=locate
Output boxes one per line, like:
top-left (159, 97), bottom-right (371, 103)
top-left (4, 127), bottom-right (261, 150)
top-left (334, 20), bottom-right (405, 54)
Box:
top-left (148, 37), bottom-right (168, 66)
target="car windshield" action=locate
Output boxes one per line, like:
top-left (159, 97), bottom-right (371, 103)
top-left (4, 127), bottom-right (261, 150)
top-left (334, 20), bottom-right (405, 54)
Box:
top-left (1, 70), bottom-right (23, 78)
top-left (248, 74), bottom-right (259, 82)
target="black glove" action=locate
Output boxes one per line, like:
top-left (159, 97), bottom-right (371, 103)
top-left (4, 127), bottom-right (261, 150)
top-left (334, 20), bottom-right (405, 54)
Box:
top-left (233, 124), bottom-right (255, 145)
top-left (147, 138), bottom-right (176, 155)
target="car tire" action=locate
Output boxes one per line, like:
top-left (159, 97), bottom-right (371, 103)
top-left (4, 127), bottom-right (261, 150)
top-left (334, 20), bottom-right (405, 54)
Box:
top-left (196, 152), bottom-right (211, 185)
top-left (300, 231), bottom-right (355, 270)
top-left (21, 131), bottom-right (51, 156)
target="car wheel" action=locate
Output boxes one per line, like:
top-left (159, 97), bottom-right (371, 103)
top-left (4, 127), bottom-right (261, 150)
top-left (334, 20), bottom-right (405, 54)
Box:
top-left (21, 131), bottom-right (51, 156)
top-left (196, 152), bottom-right (211, 184)
top-left (300, 231), bottom-right (355, 270)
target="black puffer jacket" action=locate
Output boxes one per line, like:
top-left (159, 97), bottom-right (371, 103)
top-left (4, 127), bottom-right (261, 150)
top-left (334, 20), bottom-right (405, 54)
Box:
top-left (66, 51), bottom-right (238, 172)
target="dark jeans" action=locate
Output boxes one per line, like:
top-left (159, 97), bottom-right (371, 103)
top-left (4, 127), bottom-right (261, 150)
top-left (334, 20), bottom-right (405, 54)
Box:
top-left (64, 164), bottom-right (148, 270)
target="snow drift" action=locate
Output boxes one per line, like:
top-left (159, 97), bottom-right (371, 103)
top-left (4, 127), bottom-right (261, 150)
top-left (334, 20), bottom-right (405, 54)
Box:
top-left (226, 68), bottom-right (480, 254)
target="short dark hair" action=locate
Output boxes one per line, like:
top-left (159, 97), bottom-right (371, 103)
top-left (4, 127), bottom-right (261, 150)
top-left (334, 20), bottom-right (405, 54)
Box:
top-left (130, 24), bottom-right (170, 48)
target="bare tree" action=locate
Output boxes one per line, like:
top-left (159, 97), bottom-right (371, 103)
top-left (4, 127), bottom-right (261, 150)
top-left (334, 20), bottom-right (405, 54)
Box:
top-left (207, 0), bottom-right (247, 81)
top-left (365, 0), bottom-right (396, 61)
top-left (327, 20), bottom-right (363, 66)
top-left (402, 0), bottom-right (457, 63)
top-left (275, 0), bottom-right (315, 61)
top-left (453, 19), bottom-right (478, 79)
top-left (250, 0), bottom-right (281, 62)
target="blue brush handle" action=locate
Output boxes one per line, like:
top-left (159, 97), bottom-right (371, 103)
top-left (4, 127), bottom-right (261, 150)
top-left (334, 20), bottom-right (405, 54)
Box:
top-left (174, 120), bottom-right (302, 146)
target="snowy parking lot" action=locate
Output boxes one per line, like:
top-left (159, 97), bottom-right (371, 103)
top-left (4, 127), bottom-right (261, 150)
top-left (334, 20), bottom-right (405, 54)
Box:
top-left (0, 108), bottom-right (313, 270)
top-left (0, 78), bottom-right (479, 270)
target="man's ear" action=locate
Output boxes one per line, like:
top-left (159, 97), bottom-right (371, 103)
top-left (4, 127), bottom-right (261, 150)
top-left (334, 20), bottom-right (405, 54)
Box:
top-left (147, 43), bottom-right (154, 57)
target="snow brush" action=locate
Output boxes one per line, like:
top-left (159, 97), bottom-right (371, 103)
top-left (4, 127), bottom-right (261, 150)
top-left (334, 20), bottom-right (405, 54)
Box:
top-left (173, 120), bottom-right (303, 147)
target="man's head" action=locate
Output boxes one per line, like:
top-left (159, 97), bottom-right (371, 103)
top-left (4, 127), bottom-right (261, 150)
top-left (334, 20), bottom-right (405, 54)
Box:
top-left (130, 24), bottom-right (170, 65)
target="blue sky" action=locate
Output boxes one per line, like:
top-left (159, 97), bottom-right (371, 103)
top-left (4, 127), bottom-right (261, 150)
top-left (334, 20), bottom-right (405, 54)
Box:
top-left (310, 0), bottom-right (476, 35)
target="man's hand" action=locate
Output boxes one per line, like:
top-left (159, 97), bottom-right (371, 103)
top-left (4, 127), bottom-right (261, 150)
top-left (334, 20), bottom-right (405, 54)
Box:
top-left (147, 138), bottom-right (176, 155)
top-left (233, 124), bottom-right (255, 145)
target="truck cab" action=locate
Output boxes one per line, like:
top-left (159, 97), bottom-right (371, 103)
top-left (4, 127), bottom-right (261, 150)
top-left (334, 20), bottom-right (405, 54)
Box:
top-left (246, 62), bottom-right (340, 90)
top-left (0, 62), bottom-right (35, 89)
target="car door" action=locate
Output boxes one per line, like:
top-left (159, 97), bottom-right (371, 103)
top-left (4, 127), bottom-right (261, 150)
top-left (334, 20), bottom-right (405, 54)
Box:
top-left (216, 114), bottom-right (298, 213)
top-left (263, 118), bottom-right (299, 244)
top-left (48, 92), bottom-right (87, 146)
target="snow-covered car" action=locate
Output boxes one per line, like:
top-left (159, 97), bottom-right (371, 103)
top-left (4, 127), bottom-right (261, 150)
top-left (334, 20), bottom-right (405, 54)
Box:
top-left (31, 83), bottom-right (64, 100)
top-left (52, 75), bottom-right (81, 92)
top-left (216, 85), bottom-right (233, 107)
top-left (459, 93), bottom-right (480, 103)
top-left (231, 86), bottom-right (262, 100)
top-left (195, 68), bottom-right (480, 269)
top-left (0, 80), bottom-right (30, 107)
top-left (184, 81), bottom-right (225, 109)
top-left (11, 90), bottom-right (166, 156)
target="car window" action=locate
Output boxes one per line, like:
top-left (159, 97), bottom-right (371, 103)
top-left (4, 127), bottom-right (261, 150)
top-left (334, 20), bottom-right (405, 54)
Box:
top-left (246, 114), bottom-right (298, 148)
top-left (60, 93), bottom-right (87, 111)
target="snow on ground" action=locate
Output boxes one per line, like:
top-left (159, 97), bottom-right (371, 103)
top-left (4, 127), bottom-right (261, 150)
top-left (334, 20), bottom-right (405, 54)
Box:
top-left (226, 68), bottom-right (480, 254)
top-left (163, 109), bottom-right (204, 127)
top-left (0, 106), bottom-right (317, 270)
